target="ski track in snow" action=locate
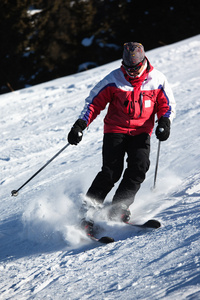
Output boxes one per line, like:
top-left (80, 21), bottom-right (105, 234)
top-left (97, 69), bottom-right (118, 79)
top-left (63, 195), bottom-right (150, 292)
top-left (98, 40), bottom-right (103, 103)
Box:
top-left (0, 35), bottom-right (200, 300)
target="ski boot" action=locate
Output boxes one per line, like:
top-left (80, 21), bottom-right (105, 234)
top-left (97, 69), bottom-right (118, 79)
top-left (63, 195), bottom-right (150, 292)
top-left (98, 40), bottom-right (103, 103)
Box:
top-left (80, 218), bottom-right (94, 235)
top-left (108, 203), bottom-right (131, 223)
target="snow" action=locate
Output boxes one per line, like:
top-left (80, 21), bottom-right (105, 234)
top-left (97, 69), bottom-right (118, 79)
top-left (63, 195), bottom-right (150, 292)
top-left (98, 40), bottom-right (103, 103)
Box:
top-left (1, 35), bottom-right (200, 300)
top-left (82, 36), bottom-right (95, 47)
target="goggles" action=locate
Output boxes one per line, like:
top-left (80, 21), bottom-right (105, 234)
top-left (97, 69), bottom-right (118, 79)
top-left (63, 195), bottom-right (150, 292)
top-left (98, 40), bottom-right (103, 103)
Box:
top-left (123, 57), bottom-right (146, 73)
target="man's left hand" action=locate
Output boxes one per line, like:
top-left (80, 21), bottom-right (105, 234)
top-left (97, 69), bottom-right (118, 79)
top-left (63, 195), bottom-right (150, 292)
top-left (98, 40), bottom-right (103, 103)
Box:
top-left (156, 116), bottom-right (170, 141)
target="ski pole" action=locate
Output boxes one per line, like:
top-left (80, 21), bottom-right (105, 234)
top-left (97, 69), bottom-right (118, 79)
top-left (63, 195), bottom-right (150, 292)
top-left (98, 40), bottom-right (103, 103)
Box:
top-left (153, 140), bottom-right (161, 190)
top-left (11, 142), bottom-right (70, 197)
top-left (152, 127), bottom-right (164, 190)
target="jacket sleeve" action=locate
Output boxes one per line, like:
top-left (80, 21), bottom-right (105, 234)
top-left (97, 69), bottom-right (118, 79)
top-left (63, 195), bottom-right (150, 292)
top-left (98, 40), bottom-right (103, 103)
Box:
top-left (156, 75), bottom-right (176, 123)
top-left (79, 75), bottom-right (114, 126)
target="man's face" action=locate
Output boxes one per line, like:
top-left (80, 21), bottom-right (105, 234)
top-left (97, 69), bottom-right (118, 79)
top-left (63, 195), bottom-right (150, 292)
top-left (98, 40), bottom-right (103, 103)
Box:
top-left (123, 58), bottom-right (146, 77)
top-left (127, 64), bottom-right (145, 77)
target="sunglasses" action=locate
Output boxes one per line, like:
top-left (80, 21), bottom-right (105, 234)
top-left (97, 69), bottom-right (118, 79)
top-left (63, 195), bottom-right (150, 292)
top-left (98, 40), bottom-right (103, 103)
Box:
top-left (123, 57), bottom-right (146, 73)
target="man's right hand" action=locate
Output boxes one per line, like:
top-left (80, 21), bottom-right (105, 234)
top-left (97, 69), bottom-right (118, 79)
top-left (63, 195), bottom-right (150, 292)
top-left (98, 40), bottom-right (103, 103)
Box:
top-left (68, 119), bottom-right (87, 145)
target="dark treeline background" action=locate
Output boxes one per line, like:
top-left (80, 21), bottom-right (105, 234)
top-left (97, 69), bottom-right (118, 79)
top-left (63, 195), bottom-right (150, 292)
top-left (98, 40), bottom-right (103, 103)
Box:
top-left (0, 0), bottom-right (199, 94)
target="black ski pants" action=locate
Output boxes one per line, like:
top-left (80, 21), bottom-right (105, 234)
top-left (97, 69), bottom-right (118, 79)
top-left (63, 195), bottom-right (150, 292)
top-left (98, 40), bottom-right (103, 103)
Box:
top-left (86, 132), bottom-right (150, 207)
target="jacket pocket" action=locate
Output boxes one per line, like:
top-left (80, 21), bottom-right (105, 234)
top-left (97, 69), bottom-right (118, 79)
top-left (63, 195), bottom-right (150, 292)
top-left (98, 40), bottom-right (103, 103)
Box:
top-left (113, 90), bottom-right (134, 115)
top-left (140, 91), bottom-right (156, 117)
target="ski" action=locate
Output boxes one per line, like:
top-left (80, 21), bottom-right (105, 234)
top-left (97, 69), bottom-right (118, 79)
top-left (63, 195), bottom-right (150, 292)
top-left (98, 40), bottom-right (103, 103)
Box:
top-left (87, 233), bottom-right (115, 244)
top-left (125, 219), bottom-right (161, 229)
top-left (80, 219), bottom-right (160, 244)
top-left (85, 219), bottom-right (160, 243)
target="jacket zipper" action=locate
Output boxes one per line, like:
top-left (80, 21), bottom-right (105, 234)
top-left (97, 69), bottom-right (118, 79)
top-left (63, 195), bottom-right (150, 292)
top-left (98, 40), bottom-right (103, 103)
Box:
top-left (138, 93), bottom-right (143, 117)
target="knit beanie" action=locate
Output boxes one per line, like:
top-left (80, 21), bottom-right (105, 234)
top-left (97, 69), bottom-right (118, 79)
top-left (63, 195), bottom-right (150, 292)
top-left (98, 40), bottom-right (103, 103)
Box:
top-left (123, 42), bottom-right (145, 67)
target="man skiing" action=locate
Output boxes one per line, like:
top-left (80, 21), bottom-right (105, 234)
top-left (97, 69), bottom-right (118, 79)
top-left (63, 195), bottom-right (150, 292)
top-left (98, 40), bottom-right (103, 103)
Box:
top-left (68, 42), bottom-right (176, 223)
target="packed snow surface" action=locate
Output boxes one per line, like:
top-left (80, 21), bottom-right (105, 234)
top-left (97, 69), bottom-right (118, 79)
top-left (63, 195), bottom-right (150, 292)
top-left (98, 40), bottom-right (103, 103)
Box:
top-left (1, 35), bottom-right (200, 300)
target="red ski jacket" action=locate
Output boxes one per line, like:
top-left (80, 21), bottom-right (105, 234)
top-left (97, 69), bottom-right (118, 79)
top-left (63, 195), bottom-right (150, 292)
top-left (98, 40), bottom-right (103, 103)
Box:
top-left (80, 60), bottom-right (176, 136)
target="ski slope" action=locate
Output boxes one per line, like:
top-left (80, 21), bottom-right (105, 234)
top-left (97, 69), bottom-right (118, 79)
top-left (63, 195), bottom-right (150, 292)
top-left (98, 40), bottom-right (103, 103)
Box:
top-left (1, 35), bottom-right (200, 300)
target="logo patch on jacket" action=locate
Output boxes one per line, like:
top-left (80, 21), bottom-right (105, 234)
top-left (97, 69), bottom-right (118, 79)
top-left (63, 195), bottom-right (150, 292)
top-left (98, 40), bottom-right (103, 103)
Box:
top-left (145, 100), bottom-right (151, 108)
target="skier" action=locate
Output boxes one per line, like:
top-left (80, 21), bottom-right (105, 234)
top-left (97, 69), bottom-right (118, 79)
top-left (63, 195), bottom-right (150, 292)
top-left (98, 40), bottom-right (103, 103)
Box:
top-left (68, 42), bottom-right (176, 224)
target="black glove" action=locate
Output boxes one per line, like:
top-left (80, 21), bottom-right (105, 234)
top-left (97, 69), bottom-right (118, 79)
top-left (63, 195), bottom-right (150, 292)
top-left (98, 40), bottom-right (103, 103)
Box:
top-left (68, 119), bottom-right (87, 145)
top-left (155, 116), bottom-right (170, 141)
